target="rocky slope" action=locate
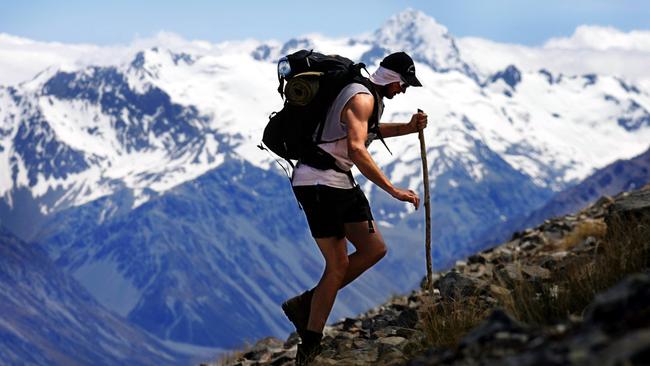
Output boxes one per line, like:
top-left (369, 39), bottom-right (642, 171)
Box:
top-left (219, 185), bottom-right (650, 365)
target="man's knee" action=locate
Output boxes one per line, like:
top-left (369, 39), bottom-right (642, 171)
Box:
top-left (374, 242), bottom-right (388, 262)
top-left (326, 256), bottom-right (349, 280)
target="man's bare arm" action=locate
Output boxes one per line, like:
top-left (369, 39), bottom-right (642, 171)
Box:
top-left (378, 111), bottom-right (428, 138)
top-left (344, 94), bottom-right (420, 209)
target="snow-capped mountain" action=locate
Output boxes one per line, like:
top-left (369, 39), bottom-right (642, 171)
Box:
top-left (2, 10), bottom-right (649, 231)
top-left (362, 9), bottom-right (478, 80)
top-left (2, 7), bottom-right (650, 357)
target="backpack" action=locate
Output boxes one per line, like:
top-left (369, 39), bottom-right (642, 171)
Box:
top-left (259, 50), bottom-right (387, 175)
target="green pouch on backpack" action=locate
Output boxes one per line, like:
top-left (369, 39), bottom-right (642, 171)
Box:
top-left (285, 72), bottom-right (323, 106)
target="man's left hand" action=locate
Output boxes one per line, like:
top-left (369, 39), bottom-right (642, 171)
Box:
top-left (408, 110), bottom-right (428, 133)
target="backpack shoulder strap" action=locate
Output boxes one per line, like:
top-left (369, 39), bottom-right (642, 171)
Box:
top-left (354, 77), bottom-right (392, 155)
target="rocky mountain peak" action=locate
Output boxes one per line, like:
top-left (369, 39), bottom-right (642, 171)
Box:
top-left (378, 8), bottom-right (449, 38)
top-left (364, 8), bottom-right (477, 80)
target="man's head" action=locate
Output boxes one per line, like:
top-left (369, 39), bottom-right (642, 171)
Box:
top-left (370, 52), bottom-right (422, 99)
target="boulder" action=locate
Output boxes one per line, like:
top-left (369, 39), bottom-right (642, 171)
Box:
top-left (584, 271), bottom-right (650, 333)
top-left (521, 264), bottom-right (551, 280)
top-left (606, 190), bottom-right (650, 227)
top-left (435, 271), bottom-right (486, 299)
top-left (459, 309), bottom-right (529, 348)
top-left (397, 308), bottom-right (419, 329)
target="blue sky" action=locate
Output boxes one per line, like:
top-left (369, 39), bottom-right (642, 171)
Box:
top-left (2, 0), bottom-right (649, 46)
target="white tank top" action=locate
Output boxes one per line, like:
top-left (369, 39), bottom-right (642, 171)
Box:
top-left (292, 83), bottom-right (383, 189)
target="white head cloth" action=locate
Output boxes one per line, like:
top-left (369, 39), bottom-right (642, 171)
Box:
top-left (369, 66), bottom-right (403, 86)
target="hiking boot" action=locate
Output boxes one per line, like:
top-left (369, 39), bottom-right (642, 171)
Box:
top-left (281, 289), bottom-right (313, 339)
top-left (295, 342), bottom-right (323, 365)
top-left (295, 330), bottom-right (323, 366)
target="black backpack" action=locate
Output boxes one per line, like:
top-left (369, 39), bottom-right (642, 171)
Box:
top-left (259, 50), bottom-right (386, 175)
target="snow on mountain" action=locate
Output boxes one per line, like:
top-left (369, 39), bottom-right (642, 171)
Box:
top-left (362, 8), bottom-right (476, 80)
top-left (3, 11), bottom-right (650, 229)
top-left (0, 50), bottom-right (245, 239)
top-left (372, 63), bottom-right (650, 194)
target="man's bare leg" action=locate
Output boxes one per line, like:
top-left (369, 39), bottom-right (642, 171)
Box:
top-left (340, 220), bottom-right (387, 289)
top-left (306, 236), bottom-right (349, 332)
top-left (304, 221), bottom-right (386, 331)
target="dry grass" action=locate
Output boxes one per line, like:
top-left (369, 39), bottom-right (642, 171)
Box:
top-left (420, 211), bottom-right (649, 349)
top-left (499, 213), bottom-right (650, 325)
top-left (559, 218), bottom-right (607, 250)
top-left (497, 257), bottom-right (598, 325)
top-left (421, 292), bottom-right (490, 348)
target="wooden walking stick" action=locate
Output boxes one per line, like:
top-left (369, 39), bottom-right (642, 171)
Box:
top-left (417, 109), bottom-right (433, 290)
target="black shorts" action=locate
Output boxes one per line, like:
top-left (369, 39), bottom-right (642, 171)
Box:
top-left (293, 184), bottom-right (374, 239)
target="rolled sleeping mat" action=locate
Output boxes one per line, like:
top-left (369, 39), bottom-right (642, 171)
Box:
top-left (285, 72), bottom-right (322, 106)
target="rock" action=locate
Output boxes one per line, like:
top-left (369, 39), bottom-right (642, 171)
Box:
top-left (520, 241), bottom-right (537, 251)
top-left (593, 195), bottom-right (615, 208)
top-left (283, 331), bottom-right (300, 348)
top-left (241, 336), bottom-right (284, 361)
top-left (572, 235), bottom-right (599, 254)
top-left (468, 253), bottom-right (487, 264)
top-left (269, 351), bottom-right (294, 366)
top-left (435, 271), bottom-right (486, 299)
top-left (377, 349), bottom-right (406, 365)
top-left (327, 343), bottom-right (378, 364)
top-left (466, 263), bottom-right (489, 279)
top-left (397, 308), bottom-right (419, 329)
top-left (341, 317), bottom-right (362, 331)
top-left (335, 338), bottom-right (355, 354)
top-left (521, 264), bottom-right (551, 280)
top-left (402, 339), bottom-right (426, 358)
top-left (396, 327), bottom-right (424, 339)
top-left (494, 248), bottom-right (514, 264)
top-left (521, 232), bottom-right (544, 245)
top-left (586, 328), bottom-right (650, 366)
top-left (584, 271), bottom-right (650, 333)
top-left (538, 256), bottom-right (559, 271)
top-left (460, 309), bottom-right (529, 347)
top-left (498, 263), bottom-right (524, 283)
top-left (361, 317), bottom-right (373, 330)
top-left (606, 189), bottom-right (650, 225)
top-left (406, 346), bottom-right (455, 366)
top-left (378, 336), bottom-right (408, 347)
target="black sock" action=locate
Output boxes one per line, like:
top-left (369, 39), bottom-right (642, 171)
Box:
top-left (302, 330), bottom-right (322, 347)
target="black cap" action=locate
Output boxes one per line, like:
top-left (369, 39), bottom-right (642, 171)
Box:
top-left (380, 52), bottom-right (422, 87)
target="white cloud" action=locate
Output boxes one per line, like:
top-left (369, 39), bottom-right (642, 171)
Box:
top-left (0, 31), bottom-right (258, 86)
top-left (0, 33), bottom-right (130, 85)
top-left (458, 25), bottom-right (650, 83)
top-left (544, 25), bottom-right (650, 52)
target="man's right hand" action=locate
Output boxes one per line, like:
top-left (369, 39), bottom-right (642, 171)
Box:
top-left (390, 187), bottom-right (420, 209)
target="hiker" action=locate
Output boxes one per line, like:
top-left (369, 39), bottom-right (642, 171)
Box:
top-left (282, 52), bottom-right (428, 364)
